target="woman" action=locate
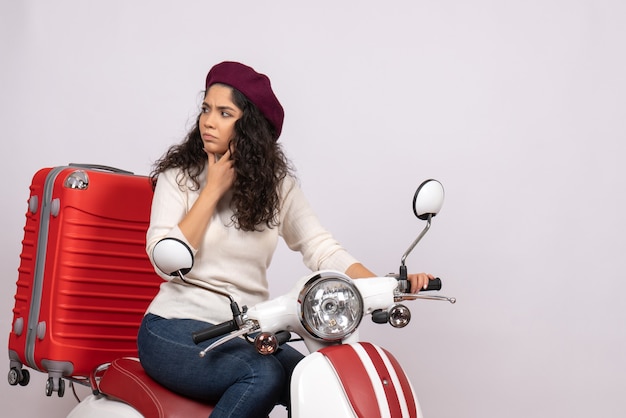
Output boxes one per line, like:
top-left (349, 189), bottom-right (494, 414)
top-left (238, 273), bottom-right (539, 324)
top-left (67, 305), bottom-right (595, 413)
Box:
top-left (137, 61), bottom-right (434, 418)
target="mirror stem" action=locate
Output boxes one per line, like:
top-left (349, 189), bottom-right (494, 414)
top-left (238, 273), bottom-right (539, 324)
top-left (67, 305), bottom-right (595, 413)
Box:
top-left (397, 214), bottom-right (432, 292)
top-left (400, 214), bottom-right (432, 269)
top-left (176, 271), bottom-right (236, 304)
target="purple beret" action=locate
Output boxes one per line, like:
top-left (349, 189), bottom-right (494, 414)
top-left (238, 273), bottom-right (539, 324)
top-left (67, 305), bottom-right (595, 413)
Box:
top-left (205, 61), bottom-right (284, 139)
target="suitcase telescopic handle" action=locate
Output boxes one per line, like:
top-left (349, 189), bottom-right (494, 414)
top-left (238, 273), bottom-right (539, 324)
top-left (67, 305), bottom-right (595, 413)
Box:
top-left (68, 163), bottom-right (134, 175)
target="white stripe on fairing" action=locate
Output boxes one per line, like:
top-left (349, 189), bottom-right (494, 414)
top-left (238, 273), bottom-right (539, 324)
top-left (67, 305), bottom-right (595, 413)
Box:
top-left (371, 344), bottom-right (412, 418)
top-left (351, 343), bottom-right (392, 418)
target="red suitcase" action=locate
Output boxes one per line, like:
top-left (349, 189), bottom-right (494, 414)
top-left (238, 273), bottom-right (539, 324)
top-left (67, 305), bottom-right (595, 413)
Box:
top-left (7, 164), bottom-right (162, 396)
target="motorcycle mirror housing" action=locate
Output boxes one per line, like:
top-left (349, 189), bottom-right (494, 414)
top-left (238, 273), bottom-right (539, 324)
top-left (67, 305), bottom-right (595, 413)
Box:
top-left (152, 237), bottom-right (194, 276)
top-left (413, 179), bottom-right (444, 220)
top-left (397, 179), bottom-right (445, 287)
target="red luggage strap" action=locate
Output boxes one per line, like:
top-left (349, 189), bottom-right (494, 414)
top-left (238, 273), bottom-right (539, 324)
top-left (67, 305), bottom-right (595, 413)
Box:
top-left (97, 358), bottom-right (215, 418)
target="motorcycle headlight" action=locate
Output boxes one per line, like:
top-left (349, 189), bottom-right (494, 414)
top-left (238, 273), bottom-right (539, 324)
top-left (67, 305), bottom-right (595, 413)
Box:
top-left (298, 272), bottom-right (363, 342)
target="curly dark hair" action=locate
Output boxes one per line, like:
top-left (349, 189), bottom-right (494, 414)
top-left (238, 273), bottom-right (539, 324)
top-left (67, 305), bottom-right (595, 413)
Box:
top-left (150, 86), bottom-right (294, 231)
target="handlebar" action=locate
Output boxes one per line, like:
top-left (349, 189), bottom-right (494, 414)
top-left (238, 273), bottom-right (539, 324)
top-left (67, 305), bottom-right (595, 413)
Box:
top-left (192, 277), bottom-right (448, 345)
top-left (192, 320), bottom-right (239, 344)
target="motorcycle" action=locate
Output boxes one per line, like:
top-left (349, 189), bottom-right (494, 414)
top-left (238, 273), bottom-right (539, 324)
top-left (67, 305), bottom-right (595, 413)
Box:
top-left (66, 179), bottom-right (455, 418)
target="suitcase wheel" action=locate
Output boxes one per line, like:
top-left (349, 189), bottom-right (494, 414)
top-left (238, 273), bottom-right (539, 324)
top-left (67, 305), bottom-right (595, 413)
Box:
top-left (45, 376), bottom-right (65, 397)
top-left (7, 367), bottom-right (30, 387)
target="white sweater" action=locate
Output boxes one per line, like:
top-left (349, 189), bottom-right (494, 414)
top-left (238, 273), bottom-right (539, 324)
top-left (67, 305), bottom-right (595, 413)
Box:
top-left (145, 167), bottom-right (359, 324)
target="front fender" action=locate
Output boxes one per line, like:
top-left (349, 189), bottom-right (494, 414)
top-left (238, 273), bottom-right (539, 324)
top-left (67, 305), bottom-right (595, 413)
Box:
top-left (290, 342), bottom-right (422, 418)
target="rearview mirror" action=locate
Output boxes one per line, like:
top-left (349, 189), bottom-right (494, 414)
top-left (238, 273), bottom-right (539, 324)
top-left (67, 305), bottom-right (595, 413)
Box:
top-left (413, 179), bottom-right (444, 220)
top-left (399, 179), bottom-right (445, 281)
top-left (152, 237), bottom-right (194, 276)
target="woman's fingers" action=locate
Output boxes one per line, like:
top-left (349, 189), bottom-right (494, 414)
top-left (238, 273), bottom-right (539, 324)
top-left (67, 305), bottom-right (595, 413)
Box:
top-left (408, 273), bottom-right (436, 293)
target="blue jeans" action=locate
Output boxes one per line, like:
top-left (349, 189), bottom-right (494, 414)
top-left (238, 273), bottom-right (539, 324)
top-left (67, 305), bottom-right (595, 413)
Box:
top-left (137, 313), bottom-right (304, 418)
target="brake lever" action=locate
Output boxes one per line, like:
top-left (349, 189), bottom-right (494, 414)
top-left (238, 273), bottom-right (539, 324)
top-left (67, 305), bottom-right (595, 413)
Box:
top-left (199, 321), bottom-right (258, 358)
top-left (394, 292), bottom-right (456, 304)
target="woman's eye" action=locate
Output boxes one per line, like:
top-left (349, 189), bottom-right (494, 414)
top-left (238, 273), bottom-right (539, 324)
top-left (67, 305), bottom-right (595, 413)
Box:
top-left (221, 111), bottom-right (231, 117)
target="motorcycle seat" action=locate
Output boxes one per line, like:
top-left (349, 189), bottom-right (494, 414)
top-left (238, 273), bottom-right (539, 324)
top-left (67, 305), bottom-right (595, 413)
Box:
top-left (98, 357), bottom-right (215, 418)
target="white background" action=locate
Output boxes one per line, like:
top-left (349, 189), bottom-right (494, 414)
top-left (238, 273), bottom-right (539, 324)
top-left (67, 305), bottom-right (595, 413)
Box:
top-left (1, 1), bottom-right (625, 417)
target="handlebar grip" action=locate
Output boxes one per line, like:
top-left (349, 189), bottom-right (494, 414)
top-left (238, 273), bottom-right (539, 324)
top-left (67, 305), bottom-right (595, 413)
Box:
top-left (423, 277), bottom-right (442, 291)
top-left (192, 320), bottom-right (239, 344)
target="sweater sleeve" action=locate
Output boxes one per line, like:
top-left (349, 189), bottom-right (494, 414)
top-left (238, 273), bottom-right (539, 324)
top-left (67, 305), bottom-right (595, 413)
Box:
top-left (145, 169), bottom-right (197, 280)
top-left (279, 177), bottom-right (359, 273)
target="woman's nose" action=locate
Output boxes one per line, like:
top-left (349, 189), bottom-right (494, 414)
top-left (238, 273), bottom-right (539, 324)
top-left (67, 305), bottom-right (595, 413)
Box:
top-left (202, 112), bottom-right (215, 128)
